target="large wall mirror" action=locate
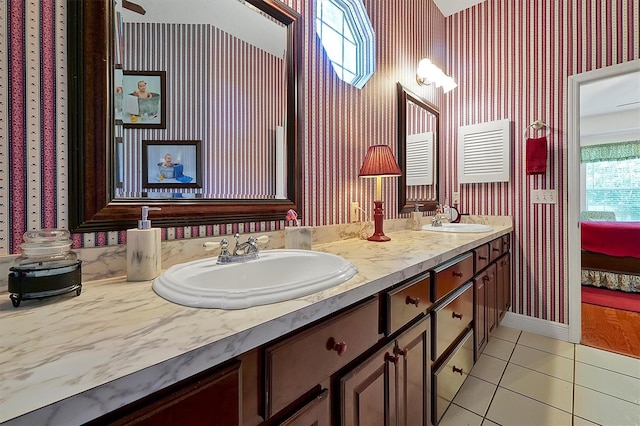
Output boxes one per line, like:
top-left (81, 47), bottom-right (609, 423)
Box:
top-left (67, 0), bottom-right (301, 233)
top-left (397, 83), bottom-right (439, 213)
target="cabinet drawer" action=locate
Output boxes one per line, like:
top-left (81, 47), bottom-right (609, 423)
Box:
top-left (489, 237), bottom-right (504, 261)
top-left (265, 297), bottom-right (380, 418)
top-left (474, 244), bottom-right (490, 273)
top-left (432, 282), bottom-right (473, 361)
top-left (384, 273), bottom-right (431, 335)
top-left (433, 253), bottom-right (473, 302)
top-left (433, 330), bottom-right (474, 424)
top-left (502, 233), bottom-right (510, 252)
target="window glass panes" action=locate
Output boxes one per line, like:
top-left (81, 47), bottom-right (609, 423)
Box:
top-left (585, 158), bottom-right (640, 221)
top-left (315, 0), bottom-right (374, 89)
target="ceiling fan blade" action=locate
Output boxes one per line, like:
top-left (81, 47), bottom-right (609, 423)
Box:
top-left (122, 0), bottom-right (146, 15)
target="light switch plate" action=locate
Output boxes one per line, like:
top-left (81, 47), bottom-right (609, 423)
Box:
top-left (350, 201), bottom-right (360, 222)
top-left (452, 192), bottom-right (460, 205)
top-left (531, 189), bottom-right (557, 204)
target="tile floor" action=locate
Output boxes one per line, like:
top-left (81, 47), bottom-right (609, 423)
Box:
top-left (439, 326), bottom-right (640, 426)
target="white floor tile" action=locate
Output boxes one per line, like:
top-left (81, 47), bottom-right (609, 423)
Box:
top-left (517, 331), bottom-right (574, 359)
top-left (452, 376), bottom-right (497, 417)
top-left (491, 325), bottom-right (521, 343)
top-left (470, 354), bottom-right (508, 385)
top-left (483, 337), bottom-right (516, 361)
top-left (485, 387), bottom-right (572, 426)
top-left (439, 404), bottom-right (484, 426)
top-left (576, 344), bottom-right (640, 379)
top-left (574, 385), bottom-right (640, 426)
top-left (509, 344), bottom-right (574, 382)
top-left (481, 420), bottom-right (500, 426)
top-left (499, 363), bottom-right (573, 412)
top-left (575, 361), bottom-right (640, 405)
top-left (572, 415), bottom-right (600, 426)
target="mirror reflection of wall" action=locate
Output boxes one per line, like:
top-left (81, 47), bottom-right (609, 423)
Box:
top-left (113, 0), bottom-right (288, 200)
top-left (397, 83), bottom-right (439, 212)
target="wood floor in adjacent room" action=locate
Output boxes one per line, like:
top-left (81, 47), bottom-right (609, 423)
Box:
top-left (582, 303), bottom-right (640, 359)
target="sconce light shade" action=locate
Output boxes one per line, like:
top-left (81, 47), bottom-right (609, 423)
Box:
top-left (359, 145), bottom-right (401, 242)
top-left (416, 57), bottom-right (457, 93)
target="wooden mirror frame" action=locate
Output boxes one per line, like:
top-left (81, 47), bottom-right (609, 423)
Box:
top-left (67, 0), bottom-right (302, 233)
top-left (397, 83), bottom-right (440, 213)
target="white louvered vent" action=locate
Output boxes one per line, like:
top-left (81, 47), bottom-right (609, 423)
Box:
top-left (406, 132), bottom-right (434, 186)
top-left (458, 119), bottom-right (511, 183)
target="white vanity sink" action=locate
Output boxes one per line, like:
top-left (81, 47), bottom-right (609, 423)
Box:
top-left (153, 249), bottom-right (358, 309)
top-left (421, 223), bottom-right (493, 233)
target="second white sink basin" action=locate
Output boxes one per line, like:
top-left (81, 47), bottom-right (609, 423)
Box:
top-left (422, 223), bottom-right (493, 233)
top-left (153, 249), bottom-right (358, 309)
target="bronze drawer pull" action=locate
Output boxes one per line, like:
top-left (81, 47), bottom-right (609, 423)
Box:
top-left (479, 256), bottom-right (487, 260)
top-left (452, 366), bottom-right (464, 375)
top-left (327, 338), bottom-right (347, 356)
top-left (405, 295), bottom-right (420, 307)
top-left (492, 247), bottom-right (500, 252)
top-left (452, 312), bottom-right (463, 320)
top-left (452, 271), bottom-right (464, 278)
top-left (385, 352), bottom-right (399, 364)
top-left (482, 275), bottom-right (490, 282)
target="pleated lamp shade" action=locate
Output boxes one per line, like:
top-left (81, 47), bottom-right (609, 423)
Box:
top-left (358, 145), bottom-right (402, 177)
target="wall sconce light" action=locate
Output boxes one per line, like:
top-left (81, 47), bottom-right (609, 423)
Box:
top-left (358, 145), bottom-right (402, 242)
top-left (416, 58), bottom-right (457, 93)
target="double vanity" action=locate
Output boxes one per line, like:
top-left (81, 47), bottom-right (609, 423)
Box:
top-left (0, 217), bottom-right (512, 425)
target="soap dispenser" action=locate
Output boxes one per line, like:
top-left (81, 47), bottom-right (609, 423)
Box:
top-left (411, 204), bottom-right (424, 230)
top-left (127, 206), bottom-right (162, 282)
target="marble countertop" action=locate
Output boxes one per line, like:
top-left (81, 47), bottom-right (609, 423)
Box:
top-left (0, 218), bottom-right (512, 425)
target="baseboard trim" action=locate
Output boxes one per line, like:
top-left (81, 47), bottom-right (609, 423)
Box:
top-left (500, 312), bottom-right (570, 341)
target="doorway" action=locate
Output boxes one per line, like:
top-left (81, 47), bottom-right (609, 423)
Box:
top-left (567, 59), bottom-right (640, 354)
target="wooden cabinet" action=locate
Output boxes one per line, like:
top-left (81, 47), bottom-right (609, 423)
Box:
top-left (432, 282), bottom-right (473, 361)
top-left (279, 389), bottom-right (330, 426)
top-left (265, 297), bottom-right (380, 418)
top-left (473, 234), bottom-right (512, 363)
top-left (340, 317), bottom-right (430, 426)
top-left (384, 272), bottom-right (432, 335)
top-left (473, 275), bottom-right (487, 360)
top-left (432, 330), bottom-right (474, 424)
top-left (432, 253), bottom-right (474, 301)
top-left (89, 360), bottom-right (242, 426)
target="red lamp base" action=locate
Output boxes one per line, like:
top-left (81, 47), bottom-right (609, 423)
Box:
top-left (367, 200), bottom-right (391, 242)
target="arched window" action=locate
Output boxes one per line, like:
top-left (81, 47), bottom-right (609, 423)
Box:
top-left (315, 0), bottom-right (375, 89)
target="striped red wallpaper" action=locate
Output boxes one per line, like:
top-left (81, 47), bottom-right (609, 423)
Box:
top-left (3, 1), bottom-right (639, 324)
top-left (444, 0), bottom-right (640, 323)
top-left (120, 22), bottom-right (284, 199)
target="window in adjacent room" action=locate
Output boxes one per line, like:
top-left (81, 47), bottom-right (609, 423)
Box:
top-left (315, 0), bottom-right (375, 89)
top-left (581, 141), bottom-right (640, 221)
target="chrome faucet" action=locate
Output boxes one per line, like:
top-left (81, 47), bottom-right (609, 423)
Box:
top-left (203, 233), bottom-right (269, 264)
top-left (431, 204), bottom-right (450, 227)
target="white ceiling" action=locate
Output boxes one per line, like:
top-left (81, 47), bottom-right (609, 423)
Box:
top-left (580, 71), bottom-right (640, 117)
top-left (432, 0), bottom-right (486, 17)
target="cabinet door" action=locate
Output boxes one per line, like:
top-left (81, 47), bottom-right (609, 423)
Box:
top-left (502, 254), bottom-right (511, 313)
top-left (496, 257), bottom-right (505, 322)
top-left (474, 277), bottom-right (487, 360)
top-left (396, 317), bottom-right (430, 426)
top-left (280, 389), bottom-right (330, 426)
top-left (485, 263), bottom-right (498, 334)
top-left (107, 360), bottom-right (242, 426)
top-left (340, 342), bottom-right (396, 426)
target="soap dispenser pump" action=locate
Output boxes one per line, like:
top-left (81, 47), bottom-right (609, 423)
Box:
top-left (127, 206), bottom-right (162, 282)
top-left (411, 204), bottom-right (424, 230)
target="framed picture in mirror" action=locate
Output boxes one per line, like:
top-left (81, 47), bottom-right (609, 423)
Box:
top-left (121, 71), bottom-right (166, 128)
top-left (142, 140), bottom-right (202, 189)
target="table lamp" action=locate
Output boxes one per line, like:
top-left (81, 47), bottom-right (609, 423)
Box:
top-left (358, 145), bottom-right (402, 242)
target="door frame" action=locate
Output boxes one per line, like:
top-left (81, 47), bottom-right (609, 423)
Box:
top-left (567, 59), bottom-right (640, 343)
